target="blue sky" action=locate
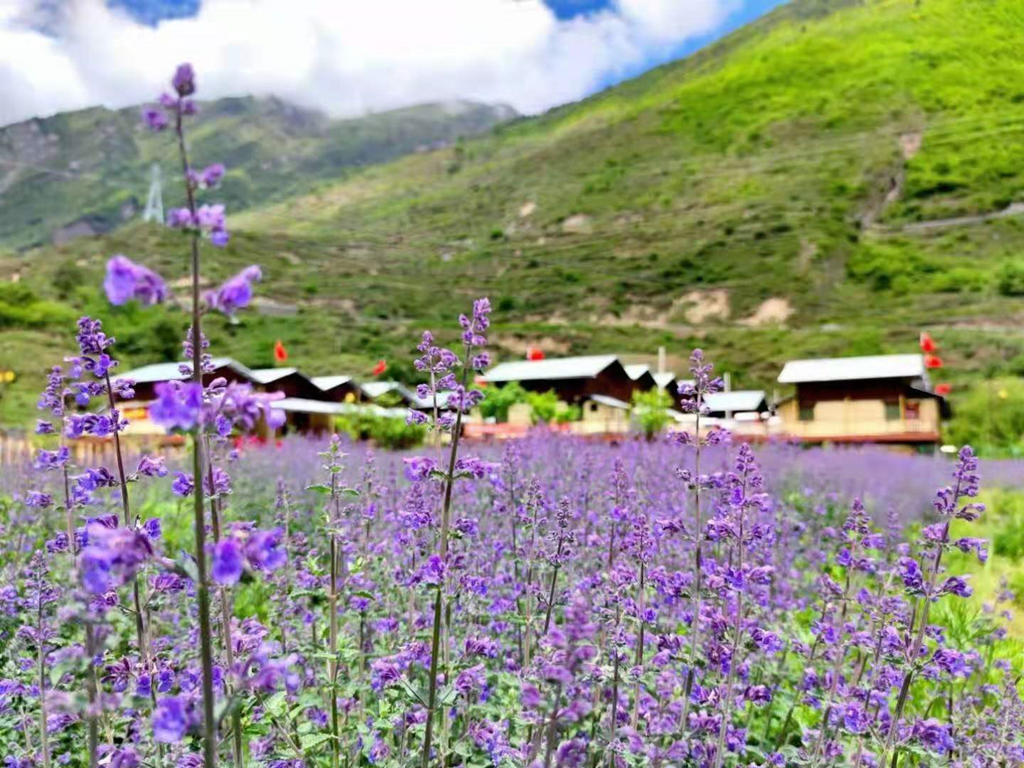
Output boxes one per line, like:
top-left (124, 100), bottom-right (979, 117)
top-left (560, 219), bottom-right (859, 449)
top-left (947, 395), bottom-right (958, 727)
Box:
top-left (2, 0), bottom-right (788, 125)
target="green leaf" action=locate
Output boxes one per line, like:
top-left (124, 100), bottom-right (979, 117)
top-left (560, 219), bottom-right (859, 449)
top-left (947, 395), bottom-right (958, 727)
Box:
top-left (306, 484), bottom-right (332, 494)
top-left (300, 733), bottom-right (334, 751)
top-left (263, 690), bottom-right (287, 718)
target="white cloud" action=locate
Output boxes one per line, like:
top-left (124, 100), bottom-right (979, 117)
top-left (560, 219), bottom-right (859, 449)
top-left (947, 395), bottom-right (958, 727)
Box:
top-left (0, 0), bottom-right (737, 125)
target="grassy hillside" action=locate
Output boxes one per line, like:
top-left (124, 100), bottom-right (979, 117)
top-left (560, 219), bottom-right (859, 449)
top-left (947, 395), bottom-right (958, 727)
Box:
top-left (0, 97), bottom-right (515, 249)
top-left (3, 0), bottom-right (1024, 435)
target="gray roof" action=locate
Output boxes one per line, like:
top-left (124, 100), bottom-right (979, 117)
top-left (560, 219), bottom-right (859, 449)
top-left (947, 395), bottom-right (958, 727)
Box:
top-left (249, 367), bottom-right (298, 384)
top-left (115, 357), bottom-right (253, 385)
top-left (704, 390), bottom-right (768, 413)
top-left (409, 390), bottom-right (456, 410)
top-left (652, 372), bottom-right (676, 389)
top-left (778, 354), bottom-right (925, 384)
top-left (482, 354), bottom-right (619, 383)
top-left (271, 398), bottom-right (406, 418)
top-left (359, 380), bottom-right (417, 402)
top-left (312, 375), bottom-right (354, 391)
top-left (623, 364), bottom-right (650, 381)
top-left (589, 394), bottom-right (631, 410)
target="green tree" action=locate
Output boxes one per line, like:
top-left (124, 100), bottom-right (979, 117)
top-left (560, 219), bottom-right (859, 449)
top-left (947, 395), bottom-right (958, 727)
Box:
top-left (527, 390), bottom-right (560, 424)
top-left (526, 389), bottom-right (580, 424)
top-left (631, 387), bottom-right (673, 440)
top-left (478, 382), bottom-right (527, 422)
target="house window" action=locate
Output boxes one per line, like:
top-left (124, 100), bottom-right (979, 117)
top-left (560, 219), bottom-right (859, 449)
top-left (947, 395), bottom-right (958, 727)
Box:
top-left (905, 400), bottom-right (920, 420)
top-left (590, 402), bottom-right (598, 412)
top-left (884, 400), bottom-right (901, 421)
top-left (798, 403), bottom-right (814, 421)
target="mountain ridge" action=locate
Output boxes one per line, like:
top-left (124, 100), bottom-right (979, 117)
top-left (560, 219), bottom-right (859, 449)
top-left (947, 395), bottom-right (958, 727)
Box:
top-left (0, 95), bottom-right (517, 249)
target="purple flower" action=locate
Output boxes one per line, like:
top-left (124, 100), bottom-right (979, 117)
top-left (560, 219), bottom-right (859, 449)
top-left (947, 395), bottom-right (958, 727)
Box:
top-left (136, 455), bottom-right (168, 478)
top-left (25, 491), bottom-right (52, 508)
top-left (142, 107), bottom-right (168, 131)
top-left (205, 266), bottom-right (260, 315)
top-left (153, 696), bottom-right (189, 743)
top-left (171, 472), bottom-right (194, 497)
top-left (940, 576), bottom-right (972, 598)
top-left (244, 529), bottom-right (287, 574)
top-left (167, 208), bottom-right (195, 229)
top-left (104, 255), bottom-right (168, 306)
top-left (912, 718), bottom-right (955, 753)
top-left (201, 163), bottom-right (226, 188)
top-left (212, 539), bottom-right (244, 586)
top-left (172, 63), bottom-right (196, 97)
top-left (404, 456), bottom-right (438, 482)
top-left (34, 446), bottom-right (69, 471)
top-left (150, 381), bottom-right (202, 431)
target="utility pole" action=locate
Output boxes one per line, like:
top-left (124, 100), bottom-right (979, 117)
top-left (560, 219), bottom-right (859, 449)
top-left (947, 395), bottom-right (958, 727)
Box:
top-left (142, 164), bottom-right (164, 224)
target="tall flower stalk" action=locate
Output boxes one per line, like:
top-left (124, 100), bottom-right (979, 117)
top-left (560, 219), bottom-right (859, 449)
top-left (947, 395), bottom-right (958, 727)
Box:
top-left (412, 298), bottom-right (491, 768)
top-left (674, 350), bottom-right (723, 730)
top-left (878, 447), bottom-right (984, 767)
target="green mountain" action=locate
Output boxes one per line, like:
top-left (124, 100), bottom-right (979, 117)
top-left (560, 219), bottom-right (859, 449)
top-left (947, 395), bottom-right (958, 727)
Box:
top-left (4, 0), bottom-right (1024, 430)
top-left (0, 97), bottom-right (517, 249)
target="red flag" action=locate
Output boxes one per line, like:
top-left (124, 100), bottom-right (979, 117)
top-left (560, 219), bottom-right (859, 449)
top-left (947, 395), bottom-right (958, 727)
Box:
top-left (273, 340), bottom-right (288, 363)
top-left (934, 383), bottom-right (952, 396)
top-left (372, 359), bottom-right (387, 376)
top-left (919, 332), bottom-right (936, 353)
top-left (924, 355), bottom-right (943, 369)
top-left (526, 347), bottom-right (545, 361)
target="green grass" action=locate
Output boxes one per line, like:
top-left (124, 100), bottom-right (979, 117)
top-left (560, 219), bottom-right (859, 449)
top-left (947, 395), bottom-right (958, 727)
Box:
top-left (4, 0), bottom-right (1024, 438)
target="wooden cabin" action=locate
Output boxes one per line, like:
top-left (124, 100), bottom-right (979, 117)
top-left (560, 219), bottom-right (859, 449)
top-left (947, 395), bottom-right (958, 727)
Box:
top-left (480, 355), bottom-right (643, 405)
top-left (311, 375), bottom-right (361, 403)
top-left (578, 394), bottom-right (631, 434)
top-left (249, 368), bottom-right (324, 400)
top-left (704, 390), bottom-right (770, 419)
top-left (776, 354), bottom-right (948, 449)
top-left (116, 357), bottom-right (255, 402)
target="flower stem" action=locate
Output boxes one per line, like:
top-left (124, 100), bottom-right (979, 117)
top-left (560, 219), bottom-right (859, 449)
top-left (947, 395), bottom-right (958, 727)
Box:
top-left (176, 99), bottom-right (218, 768)
top-left (36, 592), bottom-right (50, 768)
top-left (421, 359), bottom-right (471, 768)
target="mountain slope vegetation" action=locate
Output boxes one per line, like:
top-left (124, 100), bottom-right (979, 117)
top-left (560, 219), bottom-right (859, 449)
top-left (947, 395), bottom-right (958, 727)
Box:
top-left (3, 0), bottom-right (1024, 430)
top-left (0, 97), bottom-right (515, 249)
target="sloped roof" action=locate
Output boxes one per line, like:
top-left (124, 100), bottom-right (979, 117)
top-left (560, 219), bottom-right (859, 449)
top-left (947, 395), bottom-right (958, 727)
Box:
top-left (652, 372), bottom-right (676, 389)
top-left (481, 354), bottom-right (619, 383)
top-left (409, 390), bottom-right (457, 410)
top-left (589, 394), bottom-right (631, 410)
top-left (704, 390), bottom-right (768, 413)
top-left (270, 398), bottom-right (406, 418)
top-left (249, 367), bottom-right (298, 384)
top-left (778, 354), bottom-right (925, 384)
top-left (359, 380), bottom-right (417, 402)
top-left (623, 364), bottom-right (650, 380)
top-left (312, 375), bottom-right (354, 391)
top-left (115, 357), bottom-right (253, 384)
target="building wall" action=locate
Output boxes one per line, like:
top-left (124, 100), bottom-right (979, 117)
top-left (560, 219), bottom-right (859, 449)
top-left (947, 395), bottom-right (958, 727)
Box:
top-left (578, 401), bottom-right (630, 434)
top-left (508, 402), bottom-right (533, 426)
top-left (778, 392), bottom-right (940, 442)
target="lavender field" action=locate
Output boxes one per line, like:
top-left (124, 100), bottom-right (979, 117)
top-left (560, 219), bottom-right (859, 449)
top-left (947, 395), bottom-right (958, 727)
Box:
top-left (1, 63), bottom-right (1023, 768)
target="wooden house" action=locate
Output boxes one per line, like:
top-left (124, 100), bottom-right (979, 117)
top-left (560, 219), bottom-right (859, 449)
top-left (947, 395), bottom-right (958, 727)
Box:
top-left (311, 375), bottom-right (361, 403)
top-left (704, 390), bottom-right (770, 419)
top-left (480, 355), bottom-right (642, 405)
top-left (776, 354), bottom-right (949, 448)
top-left (116, 357), bottom-right (255, 402)
top-left (249, 368), bottom-right (324, 400)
